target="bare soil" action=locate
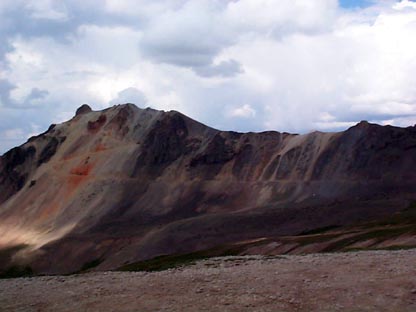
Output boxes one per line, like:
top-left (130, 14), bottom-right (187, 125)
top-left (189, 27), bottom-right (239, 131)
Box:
top-left (1, 250), bottom-right (416, 312)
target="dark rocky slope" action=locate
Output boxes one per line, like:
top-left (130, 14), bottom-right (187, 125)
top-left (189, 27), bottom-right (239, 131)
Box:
top-left (1, 103), bottom-right (416, 274)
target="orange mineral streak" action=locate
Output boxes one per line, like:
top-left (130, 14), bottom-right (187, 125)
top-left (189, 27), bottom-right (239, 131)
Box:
top-left (69, 163), bottom-right (93, 176)
top-left (67, 162), bottom-right (94, 195)
top-left (94, 143), bottom-right (107, 152)
top-left (35, 162), bottom-right (95, 222)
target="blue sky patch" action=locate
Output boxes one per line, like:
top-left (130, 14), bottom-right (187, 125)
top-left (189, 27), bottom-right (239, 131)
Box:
top-left (339, 0), bottom-right (373, 8)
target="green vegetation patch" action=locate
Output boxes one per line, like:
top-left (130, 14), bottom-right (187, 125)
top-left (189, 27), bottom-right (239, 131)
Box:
top-left (289, 201), bottom-right (416, 253)
top-left (118, 247), bottom-right (242, 272)
top-left (324, 225), bottom-right (416, 252)
top-left (73, 258), bottom-right (104, 274)
top-left (80, 258), bottom-right (103, 271)
top-left (345, 245), bottom-right (416, 252)
top-left (291, 232), bottom-right (347, 246)
top-left (299, 225), bottom-right (340, 236)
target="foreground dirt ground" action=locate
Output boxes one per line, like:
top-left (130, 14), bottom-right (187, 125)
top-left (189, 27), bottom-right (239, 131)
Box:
top-left (1, 250), bottom-right (416, 312)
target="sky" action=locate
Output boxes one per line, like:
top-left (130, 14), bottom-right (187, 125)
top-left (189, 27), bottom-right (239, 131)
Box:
top-left (339, 0), bottom-right (372, 7)
top-left (1, 0), bottom-right (416, 154)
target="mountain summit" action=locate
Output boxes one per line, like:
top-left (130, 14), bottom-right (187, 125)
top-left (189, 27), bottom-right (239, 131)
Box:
top-left (1, 104), bottom-right (416, 274)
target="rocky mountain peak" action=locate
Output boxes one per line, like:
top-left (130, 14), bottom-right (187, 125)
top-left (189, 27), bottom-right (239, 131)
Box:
top-left (75, 104), bottom-right (93, 116)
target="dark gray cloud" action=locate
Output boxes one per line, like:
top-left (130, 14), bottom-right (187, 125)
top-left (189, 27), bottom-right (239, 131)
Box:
top-left (0, 0), bottom-right (149, 67)
top-left (139, 1), bottom-right (235, 75)
top-left (24, 88), bottom-right (49, 106)
top-left (141, 42), bottom-right (220, 68)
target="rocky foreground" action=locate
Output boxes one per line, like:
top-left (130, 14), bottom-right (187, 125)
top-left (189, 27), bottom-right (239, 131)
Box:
top-left (1, 250), bottom-right (416, 312)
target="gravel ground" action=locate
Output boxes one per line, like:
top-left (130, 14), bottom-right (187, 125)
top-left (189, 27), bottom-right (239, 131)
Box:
top-left (1, 250), bottom-right (416, 312)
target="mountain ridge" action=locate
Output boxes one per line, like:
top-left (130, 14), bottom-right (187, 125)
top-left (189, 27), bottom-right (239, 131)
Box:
top-left (1, 103), bottom-right (416, 274)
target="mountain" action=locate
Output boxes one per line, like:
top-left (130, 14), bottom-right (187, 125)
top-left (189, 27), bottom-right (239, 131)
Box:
top-left (1, 103), bottom-right (416, 275)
